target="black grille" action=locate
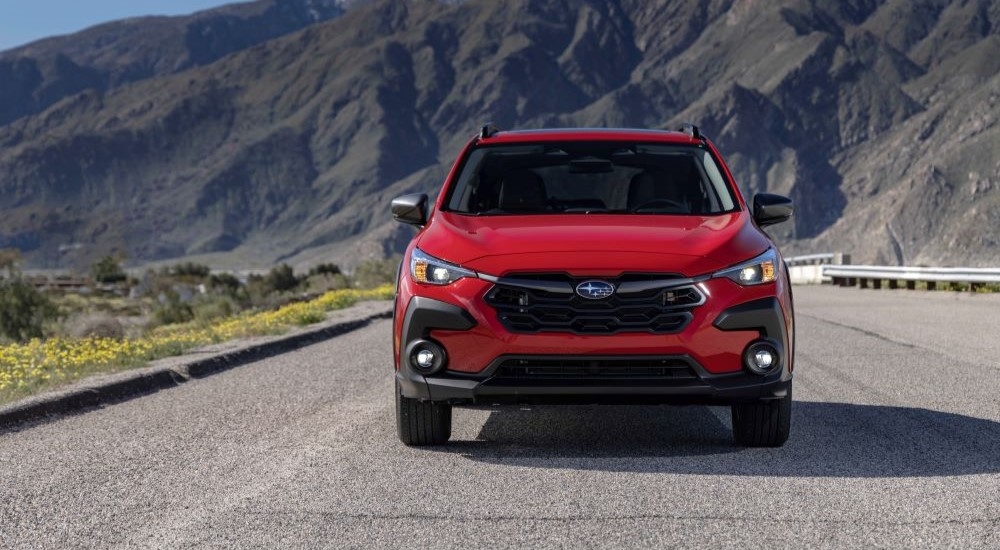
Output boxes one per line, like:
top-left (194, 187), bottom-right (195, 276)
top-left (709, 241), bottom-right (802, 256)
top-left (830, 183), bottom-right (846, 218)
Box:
top-left (483, 274), bottom-right (703, 334)
top-left (487, 357), bottom-right (699, 386)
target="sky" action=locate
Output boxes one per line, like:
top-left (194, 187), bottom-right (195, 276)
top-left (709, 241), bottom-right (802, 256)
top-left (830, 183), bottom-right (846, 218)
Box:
top-left (0, 1), bottom-right (234, 50)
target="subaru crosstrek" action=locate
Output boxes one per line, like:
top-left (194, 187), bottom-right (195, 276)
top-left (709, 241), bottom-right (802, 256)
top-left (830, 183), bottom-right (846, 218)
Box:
top-left (391, 125), bottom-right (795, 447)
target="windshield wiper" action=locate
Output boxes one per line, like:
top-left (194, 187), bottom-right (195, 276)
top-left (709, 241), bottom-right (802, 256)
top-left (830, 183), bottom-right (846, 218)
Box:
top-left (562, 207), bottom-right (611, 214)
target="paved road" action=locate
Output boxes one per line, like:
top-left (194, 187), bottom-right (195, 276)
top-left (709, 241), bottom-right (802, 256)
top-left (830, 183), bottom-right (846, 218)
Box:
top-left (1, 287), bottom-right (998, 548)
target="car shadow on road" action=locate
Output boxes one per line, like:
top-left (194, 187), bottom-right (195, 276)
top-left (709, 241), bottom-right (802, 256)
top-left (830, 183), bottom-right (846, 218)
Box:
top-left (432, 401), bottom-right (1000, 478)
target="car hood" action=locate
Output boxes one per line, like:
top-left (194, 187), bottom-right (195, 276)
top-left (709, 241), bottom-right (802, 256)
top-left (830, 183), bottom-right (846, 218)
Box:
top-left (416, 212), bottom-right (771, 277)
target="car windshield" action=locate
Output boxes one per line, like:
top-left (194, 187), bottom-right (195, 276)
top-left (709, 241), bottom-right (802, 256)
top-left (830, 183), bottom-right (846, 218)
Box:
top-left (445, 142), bottom-right (738, 215)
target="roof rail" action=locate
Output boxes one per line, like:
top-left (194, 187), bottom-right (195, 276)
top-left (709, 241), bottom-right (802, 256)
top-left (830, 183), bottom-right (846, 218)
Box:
top-left (480, 122), bottom-right (501, 139)
top-left (677, 123), bottom-right (701, 140)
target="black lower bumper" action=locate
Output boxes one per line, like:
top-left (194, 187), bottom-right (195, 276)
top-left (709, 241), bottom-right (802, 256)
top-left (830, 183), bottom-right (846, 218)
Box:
top-left (397, 295), bottom-right (791, 406)
top-left (401, 358), bottom-right (790, 405)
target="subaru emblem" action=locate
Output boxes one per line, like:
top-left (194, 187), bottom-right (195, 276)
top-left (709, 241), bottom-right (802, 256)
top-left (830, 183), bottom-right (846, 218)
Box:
top-left (576, 280), bottom-right (614, 300)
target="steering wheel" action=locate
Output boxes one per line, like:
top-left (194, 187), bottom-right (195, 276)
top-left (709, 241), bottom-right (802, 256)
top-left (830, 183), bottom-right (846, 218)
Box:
top-left (630, 199), bottom-right (687, 212)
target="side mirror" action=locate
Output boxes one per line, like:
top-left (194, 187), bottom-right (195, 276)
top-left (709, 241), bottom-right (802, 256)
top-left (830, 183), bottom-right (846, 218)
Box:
top-left (753, 193), bottom-right (793, 227)
top-left (391, 193), bottom-right (429, 226)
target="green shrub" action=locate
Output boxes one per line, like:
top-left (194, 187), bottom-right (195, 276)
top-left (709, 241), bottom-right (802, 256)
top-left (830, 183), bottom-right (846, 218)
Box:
top-left (308, 263), bottom-right (342, 277)
top-left (209, 272), bottom-right (241, 292)
top-left (67, 313), bottom-right (126, 340)
top-left (92, 255), bottom-right (127, 284)
top-left (264, 263), bottom-right (301, 293)
top-left (153, 291), bottom-right (194, 326)
top-left (352, 257), bottom-right (401, 289)
top-left (161, 262), bottom-right (212, 279)
top-left (192, 295), bottom-right (237, 323)
top-left (0, 250), bottom-right (58, 342)
top-left (0, 278), bottom-right (58, 342)
top-left (303, 272), bottom-right (351, 294)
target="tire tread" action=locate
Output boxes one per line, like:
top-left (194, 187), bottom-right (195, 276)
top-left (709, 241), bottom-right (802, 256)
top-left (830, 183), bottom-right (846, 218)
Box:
top-left (396, 382), bottom-right (451, 446)
top-left (732, 385), bottom-right (791, 447)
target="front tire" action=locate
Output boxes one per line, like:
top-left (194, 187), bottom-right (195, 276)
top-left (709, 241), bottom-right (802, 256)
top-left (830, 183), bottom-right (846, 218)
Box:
top-left (396, 381), bottom-right (452, 446)
top-left (731, 384), bottom-right (791, 447)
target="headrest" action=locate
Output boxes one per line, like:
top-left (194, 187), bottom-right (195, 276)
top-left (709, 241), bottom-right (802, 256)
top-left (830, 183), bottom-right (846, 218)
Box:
top-left (628, 169), bottom-right (678, 207)
top-left (498, 169), bottom-right (546, 211)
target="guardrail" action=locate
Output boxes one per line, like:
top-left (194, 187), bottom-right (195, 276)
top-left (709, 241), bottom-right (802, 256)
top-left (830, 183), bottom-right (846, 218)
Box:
top-left (785, 253), bottom-right (850, 284)
top-left (785, 252), bottom-right (1000, 290)
top-left (824, 265), bottom-right (1000, 290)
top-left (785, 253), bottom-right (847, 267)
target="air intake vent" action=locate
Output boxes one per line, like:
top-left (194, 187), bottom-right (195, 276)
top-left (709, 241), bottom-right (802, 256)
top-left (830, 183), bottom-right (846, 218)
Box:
top-left (485, 356), bottom-right (700, 387)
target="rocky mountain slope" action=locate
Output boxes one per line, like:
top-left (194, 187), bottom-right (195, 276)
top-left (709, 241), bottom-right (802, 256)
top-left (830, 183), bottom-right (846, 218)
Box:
top-left (0, 0), bottom-right (996, 270)
top-left (0, 0), bottom-right (350, 127)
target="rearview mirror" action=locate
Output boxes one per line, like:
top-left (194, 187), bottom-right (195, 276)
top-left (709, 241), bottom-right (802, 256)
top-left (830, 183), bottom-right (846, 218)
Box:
top-left (391, 193), bottom-right (429, 226)
top-left (568, 157), bottom-right (613, 173)
top-left (753, 193), bottom-right (793, 227)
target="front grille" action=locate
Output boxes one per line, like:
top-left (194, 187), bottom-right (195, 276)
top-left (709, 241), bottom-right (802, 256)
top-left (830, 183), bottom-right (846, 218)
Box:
top-left (486, 356), bottom-right (700, 386)
top-left (483, 273), bottom-right (704, 334)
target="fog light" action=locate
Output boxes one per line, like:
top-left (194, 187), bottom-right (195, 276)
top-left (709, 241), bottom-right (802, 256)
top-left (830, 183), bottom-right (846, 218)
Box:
top-left (405, 339), bottom-right (447, 374)
top-left (415, 349), bottom-right (436, 369)
top-left (753, 349), bottom-right (774, 369)
top-left (744, 341), bottom-right (780, 375)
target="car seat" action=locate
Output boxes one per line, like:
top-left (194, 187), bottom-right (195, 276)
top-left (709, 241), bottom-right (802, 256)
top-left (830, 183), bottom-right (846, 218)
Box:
top-left (627, 169), bottom-right (689, 212)
top-left (498, 169), bottom-right (547, 212)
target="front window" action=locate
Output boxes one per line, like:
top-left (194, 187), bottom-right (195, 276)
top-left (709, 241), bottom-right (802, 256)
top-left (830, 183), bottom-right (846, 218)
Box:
top-left (445, 142), bottom-right (738, 215)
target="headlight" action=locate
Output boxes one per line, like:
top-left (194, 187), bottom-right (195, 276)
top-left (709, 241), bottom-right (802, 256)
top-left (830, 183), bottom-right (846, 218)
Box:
top-left (715, 248), bottom-right (778, 286)
top-left (410, 248), bottom-right (476, 285)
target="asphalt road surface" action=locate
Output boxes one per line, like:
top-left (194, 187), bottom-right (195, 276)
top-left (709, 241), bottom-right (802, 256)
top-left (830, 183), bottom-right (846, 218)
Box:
top-left (1, 286), bottom-right (998, 548)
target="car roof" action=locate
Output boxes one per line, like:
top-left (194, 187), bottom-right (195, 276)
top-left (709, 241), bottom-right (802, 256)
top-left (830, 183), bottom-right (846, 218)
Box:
top-left (477, 128), bottom-right (703, 145)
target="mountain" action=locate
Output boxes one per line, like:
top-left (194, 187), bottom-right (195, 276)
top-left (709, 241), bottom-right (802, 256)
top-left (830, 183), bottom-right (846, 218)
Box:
top-left (0, 0), bottom-right (997, 271)
top-left (0, 0), bottom-right (350, 127)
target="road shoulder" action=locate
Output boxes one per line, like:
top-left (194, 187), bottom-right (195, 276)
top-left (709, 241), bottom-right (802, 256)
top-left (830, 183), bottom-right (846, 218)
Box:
top-left (0, 300), bottom-right (392, 430)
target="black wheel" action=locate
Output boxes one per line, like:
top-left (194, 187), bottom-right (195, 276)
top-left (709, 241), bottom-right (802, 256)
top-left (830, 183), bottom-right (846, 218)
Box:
top-left (396, 381), bottom-right (452, 446)
top-left (731, 384), bottom-right (791, 447)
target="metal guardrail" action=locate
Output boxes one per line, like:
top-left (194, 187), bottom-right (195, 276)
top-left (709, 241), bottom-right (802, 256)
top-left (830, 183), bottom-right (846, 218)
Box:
top-left (785, 253), bottom-right (850, 284)
top-left (824, 265), bottom-right (1000, 289)
top-left (787, 252), bottom-right (999, 289)
top-left (785, 253), bottom-right (839, 266)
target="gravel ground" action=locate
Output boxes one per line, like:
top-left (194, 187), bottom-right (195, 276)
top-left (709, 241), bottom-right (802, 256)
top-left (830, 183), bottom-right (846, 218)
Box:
top-left (1, 286), bottom-right (998, 548)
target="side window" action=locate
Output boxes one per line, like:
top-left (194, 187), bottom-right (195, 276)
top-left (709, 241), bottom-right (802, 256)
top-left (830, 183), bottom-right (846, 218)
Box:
top-left (447, 149), bottom-right (487, 211)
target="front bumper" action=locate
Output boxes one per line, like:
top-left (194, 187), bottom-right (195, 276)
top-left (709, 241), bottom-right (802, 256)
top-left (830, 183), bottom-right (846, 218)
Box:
top-left (396, 288), bottom-right (792, 405)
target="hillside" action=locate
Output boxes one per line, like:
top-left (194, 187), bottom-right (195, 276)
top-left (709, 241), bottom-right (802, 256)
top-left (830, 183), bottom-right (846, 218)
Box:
top-left (0, 0), bottom-right (997, 270)
top-left (0, 0), bottom-right (349, 127)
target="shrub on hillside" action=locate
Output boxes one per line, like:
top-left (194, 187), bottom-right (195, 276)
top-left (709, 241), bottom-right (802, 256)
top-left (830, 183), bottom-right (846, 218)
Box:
top-left (308, 263), bottom-right (342, 277)
top-left (152, 291), bottom-right (194, 326)
top-left (92, 255), bottom-right (127, 284)
top-left (67, 313), bottom-right (126, 340)
top-left (0, 279), bottom-right (58, 342)
top-left (209, 272), bottom-right (242, 294)
top-left (192, 295), bottom-right (238, 323)
top-left (352, 257), bottom-right (401, 289)
top-left (161, 262), bottom-right (212, 280)
top-left (303, 272), bottom-right (351, 294)
top-left (263, 263), bottom-right (301, 293)
top-left (0, 249), bottom-right (58, 342)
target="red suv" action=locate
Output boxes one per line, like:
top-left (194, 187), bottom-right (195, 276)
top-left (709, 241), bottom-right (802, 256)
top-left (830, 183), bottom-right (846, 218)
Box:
top-left (391, 125), bottom-right (795, 447)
